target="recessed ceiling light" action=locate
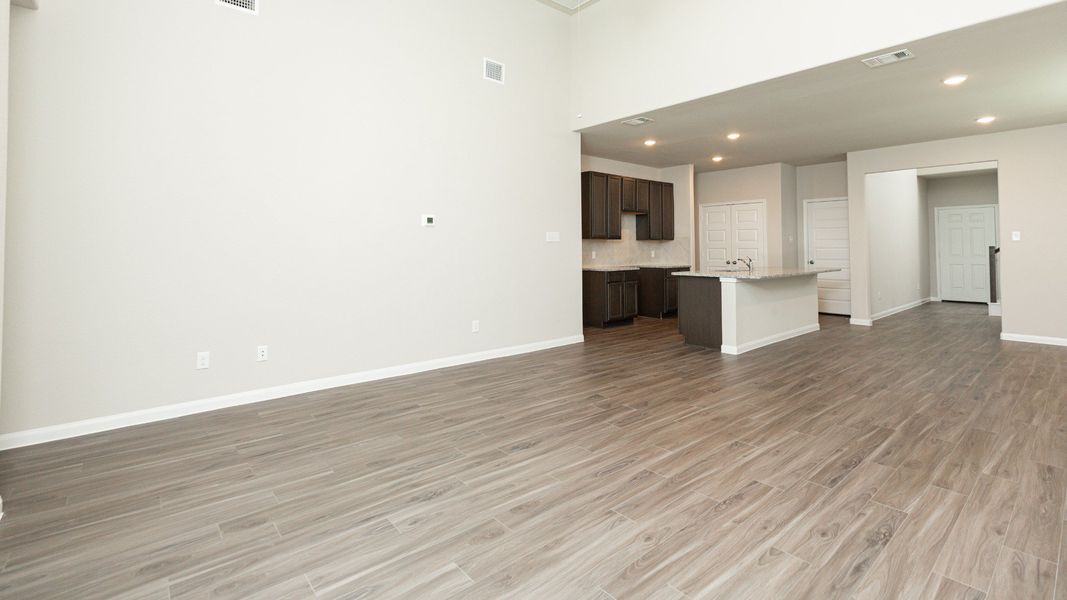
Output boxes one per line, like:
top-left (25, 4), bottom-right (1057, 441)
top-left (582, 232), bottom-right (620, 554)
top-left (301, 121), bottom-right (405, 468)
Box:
top-left (727, 132), bottom-right (741, 141)
top-left (943, 75), bottom-right (968, 86)
top-left (976, 116), bottom-right (996, 124)
top-left (644, 139), bottom-right (657, 147)
top-left (712, 155), bottom-right (724, 162)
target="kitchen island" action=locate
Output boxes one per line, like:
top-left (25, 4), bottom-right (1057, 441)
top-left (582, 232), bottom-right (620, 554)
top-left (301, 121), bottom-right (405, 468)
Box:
top-left (675, 267), bottom-right (840, 354)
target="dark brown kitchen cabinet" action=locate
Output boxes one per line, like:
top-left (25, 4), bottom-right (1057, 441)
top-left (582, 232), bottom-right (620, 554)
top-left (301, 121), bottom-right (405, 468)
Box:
top-left (581, 171), bottom-right (620, 239)
top-left (636, 179), bottom-right (650, 213)
top-left (636, 180), bottom-right (675, 241)
top-left (661, 183), bottom-right (675, 240)
top-left (583, 269), bottom-right (639, 327)
top-left (637, 266), bottom-right (690, 318)
top-left (621, 177), bottom-right (637, 212)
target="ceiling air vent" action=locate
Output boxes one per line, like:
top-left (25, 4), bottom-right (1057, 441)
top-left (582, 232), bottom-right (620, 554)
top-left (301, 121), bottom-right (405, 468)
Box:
top-left (621, 117), bottom-right (655, 126)
top-left (861, 48), bottom-right (914, 68)
top-left (217, 0), bottom-right (257, 15)
top-left (484, 58), bottom-right (505, 84)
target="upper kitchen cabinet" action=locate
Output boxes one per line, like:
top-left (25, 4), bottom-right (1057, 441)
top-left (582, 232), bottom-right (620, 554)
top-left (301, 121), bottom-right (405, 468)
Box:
top-left (637, 180), bottom-right (675, 241)
top-left (582, 171), bottom-right (621, 239)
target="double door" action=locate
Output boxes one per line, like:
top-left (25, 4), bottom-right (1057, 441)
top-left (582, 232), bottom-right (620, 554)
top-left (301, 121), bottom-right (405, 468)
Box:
top-left (699, 201), bottom-right (767, 270)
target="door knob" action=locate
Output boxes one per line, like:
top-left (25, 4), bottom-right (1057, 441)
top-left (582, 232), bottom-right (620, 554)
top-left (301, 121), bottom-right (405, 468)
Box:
top-left (809, 260), bottom-right (815, 265)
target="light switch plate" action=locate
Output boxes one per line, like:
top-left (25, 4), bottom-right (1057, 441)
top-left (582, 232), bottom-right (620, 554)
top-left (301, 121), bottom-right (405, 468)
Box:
top-left (545, 231), bottom-right (561, 243)
top-left (1011, 231), bottom-right (1021, 241)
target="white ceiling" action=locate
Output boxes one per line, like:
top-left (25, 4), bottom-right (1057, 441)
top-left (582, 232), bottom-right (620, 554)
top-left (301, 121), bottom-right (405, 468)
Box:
top-left (536, 0), bottom-right (598, 14)
top-left (578, 2), bottom-right (1067, 173)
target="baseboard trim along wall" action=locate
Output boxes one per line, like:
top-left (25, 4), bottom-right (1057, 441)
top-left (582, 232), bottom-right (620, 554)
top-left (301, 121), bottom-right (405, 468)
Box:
top-left (871, 297), bottom-right (937, 322)
top-left (988, 302), bottom-right (1002, 316)
top-left (0, 334), bottom-right (586, 451)
top-left (1000, 332), bottom-right (1067, 347)
top-left (849, 318), bottom-right (874, 327)
top-left (721, 324), bottom-right (820, 355)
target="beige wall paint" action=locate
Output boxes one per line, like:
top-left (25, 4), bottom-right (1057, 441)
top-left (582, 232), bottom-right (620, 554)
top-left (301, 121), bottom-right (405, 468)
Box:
top-left (2, 0), bottom-right (580, 434)
top-left (848, 123), bottom-right (1067, 339)
top-left (580, 156), bottom-right (694, 267)
top-left (780, 164), bottom-right (798, 268)
top-left (865, 170), bottom-right (930, 316)
top-left (1, 0), bottom-right (9, 514)
top-left (925, 173), bottom-right (999, 295)
top-left (796, 161), bottom-right (849, 268)
top-left (570, 0), bottom-right (1060, 129)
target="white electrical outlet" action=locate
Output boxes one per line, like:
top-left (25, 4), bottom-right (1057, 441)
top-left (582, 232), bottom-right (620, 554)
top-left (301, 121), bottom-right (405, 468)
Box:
top-left (1011, 231), bottom-right (1021, 241)
top-left (257, 345), bottom-right (269, 362)
top-left (651, 250), bottom-right (656, 258)
top-left (196, 351), bottom-right (210, 370)
top-left (471, 320), bottom-right (480, 333)
top-left (591, 251), bottom-right (597, 259)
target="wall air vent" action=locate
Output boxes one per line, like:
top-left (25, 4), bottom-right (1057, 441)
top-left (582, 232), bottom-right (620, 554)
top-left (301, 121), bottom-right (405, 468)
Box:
top-left (861, 48), bottom-right (914, 68)
top-left (483, 58), bottom-right (505, 84)
top-left (217, 0), bottom-right (257, 15)
top-left (621, 117), bottom-right (655, 126)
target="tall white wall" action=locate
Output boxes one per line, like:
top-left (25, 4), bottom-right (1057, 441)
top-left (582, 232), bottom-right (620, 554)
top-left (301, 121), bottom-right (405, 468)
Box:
top-left (580, 156), bottom-right (694, 267)
top-left (570, 0), bottom-right (1061, 129)
top-left (2, 0), bottom-right (580, 435)
top-left (926, 173), bottom-right (999, 295)
top-left (865, 170), bottom-right (930, 316)
top-left (848, 123), bottom-right (1067, 340)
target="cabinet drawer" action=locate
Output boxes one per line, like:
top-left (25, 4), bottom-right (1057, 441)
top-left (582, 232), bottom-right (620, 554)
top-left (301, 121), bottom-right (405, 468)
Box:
top-left (607, 271), bottom-right (626, 283)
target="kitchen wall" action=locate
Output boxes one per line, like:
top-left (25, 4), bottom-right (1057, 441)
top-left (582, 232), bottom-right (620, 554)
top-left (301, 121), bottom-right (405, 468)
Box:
top-left (693, 163), bottom-right (796, 270)
top-left (865, 170), bottom-right (931, 318)
top-left (925, 173), bottom-right (999, 295)
top-left (569, 0), bottom-right (1059, 129)
top-left (848, 122), bottom-right (1067, 342)
top-left (2, 0), bottom-right (580, 438)
top-left (580, 156), bottom-right (695, 267)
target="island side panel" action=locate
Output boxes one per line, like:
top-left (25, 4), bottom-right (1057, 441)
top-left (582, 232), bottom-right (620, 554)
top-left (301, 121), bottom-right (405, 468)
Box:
top-left (677, 276), bottom-right (722, 349)
top-left (723, 274), bottom-right (821, 354)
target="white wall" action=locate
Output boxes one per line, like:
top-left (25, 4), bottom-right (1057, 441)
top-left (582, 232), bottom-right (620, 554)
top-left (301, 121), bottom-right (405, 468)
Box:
top-left (848, 123), bottom-right (1067, 340)
top-left (2, 0), bottom-right (580, 435)
top-left (865, 170), bottom-right (930, 317)
top-left (570, 0), bottom-right (1061, 129)
top-left (694, 163), bottom-right (793, 270)
top-left (925, 173), bottom-right (999, 295)
top-left (580, 156), bottom-right (694, 267)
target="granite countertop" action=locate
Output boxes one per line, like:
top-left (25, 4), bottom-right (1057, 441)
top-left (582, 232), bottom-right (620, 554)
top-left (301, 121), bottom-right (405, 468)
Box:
top-left (581, 266), bottom-right (640, 272)
top-left (582, 264), bottom-right (691, 272)
top-left (674, 267), bottom-right (840, 280)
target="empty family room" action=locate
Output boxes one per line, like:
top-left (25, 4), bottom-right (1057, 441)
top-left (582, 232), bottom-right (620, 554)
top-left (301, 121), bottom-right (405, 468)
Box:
top-left (3, 0), bottom-right (1067, 599)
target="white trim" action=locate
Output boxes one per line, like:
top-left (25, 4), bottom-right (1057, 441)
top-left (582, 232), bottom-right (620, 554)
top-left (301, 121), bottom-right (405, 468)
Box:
top-left (0, 334), bottom-right (585, 451)
top-left (849, 318), bottom-right (873, 327)
top-left (933, 204), bottom-right (998, 303)
top-left (721, 323), bottom-right (820, 355)
top-left (988, 302), bottom-right (1002, 316)
top-left (871, 297), bottom-right (937, 321)
top-left (1000, 332), bottom-right (1067, 347)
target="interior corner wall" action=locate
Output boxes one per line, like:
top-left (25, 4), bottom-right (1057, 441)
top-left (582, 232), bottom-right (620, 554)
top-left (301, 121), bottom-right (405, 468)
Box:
top-left (2, 0), bottom-right (580, 436)
top-left (694, 163), bottom-right (787, 270)
top-left (569, 0), bottom-right (1061, 129)
top-left (848, 122), bottom-right (1067, 340)
top-left (925, 173), bottom-right (999, 297)
top-left (580, 156), bottom-right (695, 267)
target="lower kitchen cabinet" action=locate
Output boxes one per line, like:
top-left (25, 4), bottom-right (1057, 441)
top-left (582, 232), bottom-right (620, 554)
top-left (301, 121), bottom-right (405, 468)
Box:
top-left (583, 269), bottom-right (639, 327)
top-left (637, 266), bottom-right (691, 318)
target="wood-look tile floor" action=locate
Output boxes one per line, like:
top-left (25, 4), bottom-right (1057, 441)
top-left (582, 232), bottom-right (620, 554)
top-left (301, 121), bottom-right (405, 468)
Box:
top-left (2, 302), bottom-right (1065, 599)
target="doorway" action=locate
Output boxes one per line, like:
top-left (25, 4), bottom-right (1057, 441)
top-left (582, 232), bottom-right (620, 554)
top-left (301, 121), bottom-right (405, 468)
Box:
top-left (698, 200), bottom-right (768, 271)
top-left (935, 205), bottom-right (998, 303)
top-left (803, 198), bottom-right (851, 315)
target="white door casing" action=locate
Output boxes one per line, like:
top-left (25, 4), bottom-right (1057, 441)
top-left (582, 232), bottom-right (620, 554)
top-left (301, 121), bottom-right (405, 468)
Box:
top-left (699, 201), bottom-right (768, 272)
top-left (804, 198), bottom-right (851, 315)
top-left (936, 205), bottom-right (998, 303)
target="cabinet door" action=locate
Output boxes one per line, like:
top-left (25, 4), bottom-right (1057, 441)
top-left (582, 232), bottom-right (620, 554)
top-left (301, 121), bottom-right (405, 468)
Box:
top-left (607, 282), bottom-right (625, 321)
top-left (607, 175), bottom-right (623, 239)
top-left (665, 275), bottom-right (678, 312)
top-left (621, 177), bottom-right (637, 212)
top-left (649, 182), bottom-right (663, 240)
top-left (588, 172), bottom-right (608, 239)
top-left (636, 179), bottom-right (650, 213)
top-left (623, 281), bottom-right (639, 318)
top-left (661, 182), bottom-right (674, 240)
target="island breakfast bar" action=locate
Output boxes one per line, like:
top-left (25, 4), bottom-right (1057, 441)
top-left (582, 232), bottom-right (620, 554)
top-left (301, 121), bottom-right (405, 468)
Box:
top-left (675, 267), bottom-right (841, 354)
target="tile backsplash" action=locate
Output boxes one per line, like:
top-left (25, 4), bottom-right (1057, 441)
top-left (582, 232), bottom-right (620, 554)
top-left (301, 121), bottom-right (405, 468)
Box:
top-left (582, 214), bottom-right (691, 266)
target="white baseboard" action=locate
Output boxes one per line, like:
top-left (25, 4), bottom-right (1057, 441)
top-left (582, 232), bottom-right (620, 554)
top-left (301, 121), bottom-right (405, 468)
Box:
top-left (988, 302), bottom-right (1002, 316)
top-left (849, 318), bottom-right (873, 327)
top-left (0, 334), bottom-right (585, 451)
top-left (721, 324), bottom-right (820, 355)
top-left (1000, 332), bottom-right (1067, 347)
top-left (871, 297), bottom-right (936, 322)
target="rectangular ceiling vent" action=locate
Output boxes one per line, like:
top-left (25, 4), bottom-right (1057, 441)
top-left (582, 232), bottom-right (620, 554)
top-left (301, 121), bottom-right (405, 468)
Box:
top-left (861, 48), bottom-right (914, 68)
top-left (483, 58), bottom-right (505, 84)
top-left (621, 117), bottom-right (655, 126)
top-left (217, 0), bottom-right (257, 15)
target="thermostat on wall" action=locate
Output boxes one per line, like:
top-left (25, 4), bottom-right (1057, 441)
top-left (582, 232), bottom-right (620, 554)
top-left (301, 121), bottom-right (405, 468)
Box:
top-left (422, 215), bottom-right (436, 227)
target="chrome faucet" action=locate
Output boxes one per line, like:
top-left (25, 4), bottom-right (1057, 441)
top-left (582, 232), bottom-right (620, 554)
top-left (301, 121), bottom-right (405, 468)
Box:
top-left (738, 256), bottom-right (754, 271)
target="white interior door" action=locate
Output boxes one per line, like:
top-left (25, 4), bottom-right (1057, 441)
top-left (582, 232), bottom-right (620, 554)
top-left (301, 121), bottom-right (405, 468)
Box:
top-left (805, 199), bottom-right (851, 315)
top-left (700, 204), bottom-right (731, 269)
top-left (732, 202), bottom-right (766, 266)
top-left (938, 206), bottom-right (997, 302)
